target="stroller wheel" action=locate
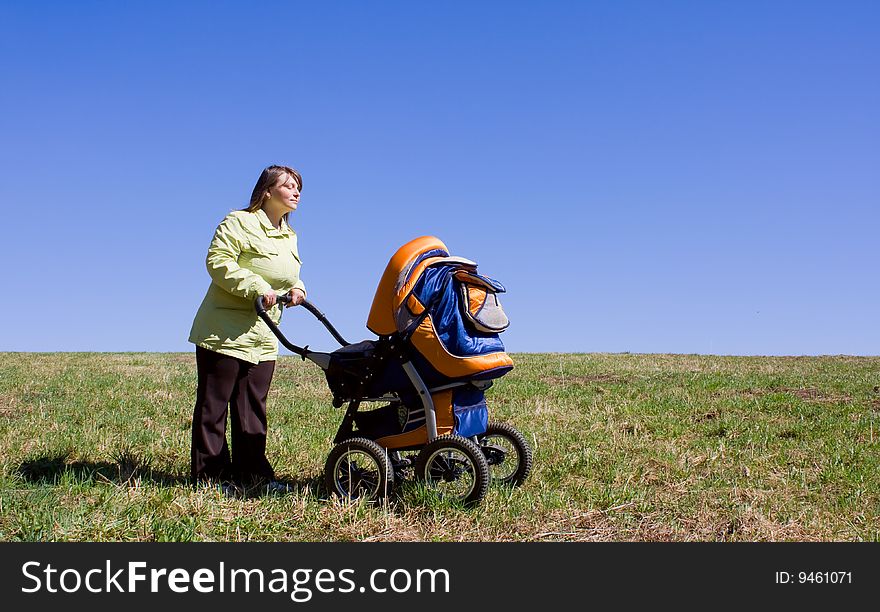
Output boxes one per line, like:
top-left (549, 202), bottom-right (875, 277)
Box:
top-left (477, 422), bottom-right (533, 487)
top-left (414, 434), bottom-right (490, 507)
top-left (324, 437), bottom-right (394, 502)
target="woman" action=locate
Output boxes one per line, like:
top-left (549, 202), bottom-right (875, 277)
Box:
top-left (188, 165), bottom-right (306, 495)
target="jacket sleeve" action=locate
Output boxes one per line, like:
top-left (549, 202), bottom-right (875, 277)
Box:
top-left (206, 215), bottom-right (273, 299)
top-left (291, 239), bottom-right (306, 297)
top-left (292, 278), bottom-right (306, 297)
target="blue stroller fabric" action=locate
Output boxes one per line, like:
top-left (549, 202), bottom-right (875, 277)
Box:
top-left (410, 263), bottom-right (508, 360)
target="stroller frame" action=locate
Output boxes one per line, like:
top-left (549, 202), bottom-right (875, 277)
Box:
top-left (255, 296), bottom-right (478, 446)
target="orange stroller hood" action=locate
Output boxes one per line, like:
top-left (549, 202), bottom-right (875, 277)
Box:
top-left (367, 236), bottom-right (513, 380)
top-left (366, 236), bottom-right (450, 336)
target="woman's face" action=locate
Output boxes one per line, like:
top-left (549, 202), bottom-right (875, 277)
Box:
top-left (267, 173), bottom-right (300, 212)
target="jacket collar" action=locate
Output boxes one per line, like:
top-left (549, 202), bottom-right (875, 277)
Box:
top-left (255, 208), bottom-right (293, 237)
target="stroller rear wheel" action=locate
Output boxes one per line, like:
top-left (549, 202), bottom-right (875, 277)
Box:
top-left (324, 437), bottom-right (394, 502)
top-left (415, 434), bottom-right (490, 507)
top-left (477, 422), bottom-right (532, 487)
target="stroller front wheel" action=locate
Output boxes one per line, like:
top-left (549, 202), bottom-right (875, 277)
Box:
top-left (324, 437), bottom-right (394, 502)
top-left (414, 434), bottom-right (490, 507)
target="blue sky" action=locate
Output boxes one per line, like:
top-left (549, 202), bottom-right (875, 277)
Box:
top-left (1, 1), bottom-right (877, 356)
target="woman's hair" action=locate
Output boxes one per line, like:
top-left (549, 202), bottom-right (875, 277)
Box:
top-left (245, 165), bottom-right (303, 226)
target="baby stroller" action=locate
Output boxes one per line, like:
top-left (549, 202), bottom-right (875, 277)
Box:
top-left (255, 236), bottom-right (532, 506)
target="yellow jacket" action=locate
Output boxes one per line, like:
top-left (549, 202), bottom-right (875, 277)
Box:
top-left (189, 209), bottom-right (306, 363)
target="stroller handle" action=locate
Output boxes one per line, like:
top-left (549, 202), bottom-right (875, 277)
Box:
top-left (254, 294), bottom-right (351, 348)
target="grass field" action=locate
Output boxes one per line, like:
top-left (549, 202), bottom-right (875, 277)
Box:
top-left (0, 352), bottom-right (877, 541)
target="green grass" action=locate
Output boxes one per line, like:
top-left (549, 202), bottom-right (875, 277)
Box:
top-left (1, 352), bottom-right (878, 541)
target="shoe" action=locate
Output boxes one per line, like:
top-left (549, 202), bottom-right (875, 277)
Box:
top-left (264, 480), bottom-right (295, 495)
top-left (220, 482), bottom-right (243, 498)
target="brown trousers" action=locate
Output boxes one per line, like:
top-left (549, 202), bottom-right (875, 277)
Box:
top-left (191, 346), bottom-right (276, 484)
